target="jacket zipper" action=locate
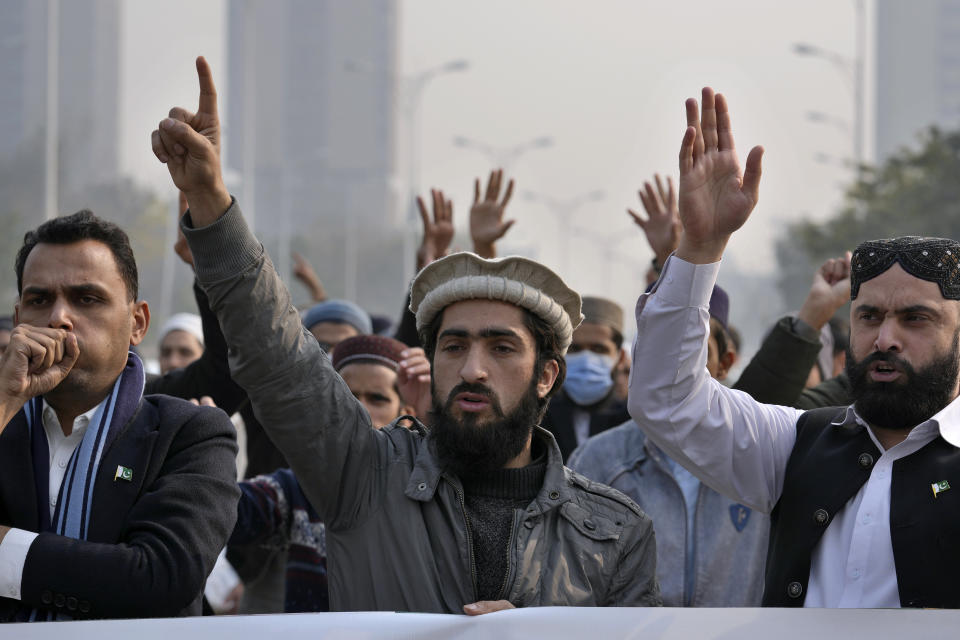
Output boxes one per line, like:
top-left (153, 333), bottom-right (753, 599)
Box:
top-left (495, 510), bottom-right (519, 600)
top-left (455, 486), bottom-right (478, 601)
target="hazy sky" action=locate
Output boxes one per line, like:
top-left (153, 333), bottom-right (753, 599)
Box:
top-left (120, 0), bottom-right (871, 314)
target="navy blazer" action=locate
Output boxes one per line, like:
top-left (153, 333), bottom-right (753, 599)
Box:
top-left (0, 395), bottom-right (239, 620)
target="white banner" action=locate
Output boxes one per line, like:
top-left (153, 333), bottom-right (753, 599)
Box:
top-left (6, 606), bottom-right (959, 639)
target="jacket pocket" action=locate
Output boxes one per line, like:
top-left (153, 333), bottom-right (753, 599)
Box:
top-left (559, 502), bottom-right (622, 541)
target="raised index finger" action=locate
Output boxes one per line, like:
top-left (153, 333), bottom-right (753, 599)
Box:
top-left (196, 56), bottom-right (219, 119)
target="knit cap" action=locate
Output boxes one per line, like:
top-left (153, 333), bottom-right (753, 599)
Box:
top-left (302, 299), bottom-right (373, 335)
top-left (332, 335), bottom-right (408, 372)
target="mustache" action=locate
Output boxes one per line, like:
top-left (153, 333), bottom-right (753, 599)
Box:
top-left (445, 381), bottom-right (495, 402)
top-left (855, 351), bottom-right (916, 375)
top-left (440, 381), bottom-right (505, 420)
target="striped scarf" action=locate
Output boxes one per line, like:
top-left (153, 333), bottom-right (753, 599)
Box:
top-left (24, 352), bottom-right (145, 621)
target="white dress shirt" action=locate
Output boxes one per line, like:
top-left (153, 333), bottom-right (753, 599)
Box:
top-left (628, 255), bottom-right (960, 608)
top-left (0, 402), bottom-right (100, 600)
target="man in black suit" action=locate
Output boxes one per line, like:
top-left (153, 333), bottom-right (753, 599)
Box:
top-left (0, 211), bottom-right (239, 621)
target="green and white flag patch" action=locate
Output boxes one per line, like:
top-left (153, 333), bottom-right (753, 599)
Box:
top-left (114, 465), bottom-right (133, 482)
top-left (931, 480), bottom-right (950, 498)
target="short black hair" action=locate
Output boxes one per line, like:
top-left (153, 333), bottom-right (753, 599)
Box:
top-left (16, 210), bottom-right (139, 301)
top-left (420, 306), bottom-right (568, 401)
top-left (709, 317), bottom-right (729, 357)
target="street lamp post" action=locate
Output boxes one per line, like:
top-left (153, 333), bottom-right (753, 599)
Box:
top-left (572, 226), bottom-right (632, 284)
top-left (524, 189), bottom-right (605, 275)
top-left (396, 60), bottom-right (469, 282)
top-left (793, 0), bottom-right (866, 177)
top-left (806, 111), bottom-right (852, 134)
top-left (241, 0), bottom-right (258, 232)
top-left (44, 0), bottom-right (60, 221)
top-left (345, 57), bottom-right (468, 284)
top-left (452, 135), bottom-right (554, 174)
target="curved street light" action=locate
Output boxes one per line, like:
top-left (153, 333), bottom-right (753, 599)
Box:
top-left (346, 57), bottom-right (471, 282)
top-left (524, 189), bottom-right (606, 274)
top-left (452, 135), bottom-right (554, 173)
top-left (792, 0), bottom-right (866, 177)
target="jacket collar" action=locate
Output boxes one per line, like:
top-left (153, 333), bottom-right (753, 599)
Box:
top-left (404, 425), bottom-right (573, 511)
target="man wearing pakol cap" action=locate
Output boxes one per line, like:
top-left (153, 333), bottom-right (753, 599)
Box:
top-left (629, 86), bottom-right (960, 608)
top-left (151, 57), bottom-right (660, 613)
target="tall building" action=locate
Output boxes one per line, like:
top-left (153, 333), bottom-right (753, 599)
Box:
top-left (875, 0), bottom-right (960, 161)
top-left (226, 0), bottom-right (400, 313)
top-left (0, 0), bottom-right (121, 207)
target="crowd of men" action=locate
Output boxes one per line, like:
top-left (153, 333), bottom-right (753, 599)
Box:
top-left (0, 56), bottom-right (956, 623)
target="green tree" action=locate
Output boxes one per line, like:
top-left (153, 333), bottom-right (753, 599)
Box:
top-left (777, 126), bottom-right (960, 308)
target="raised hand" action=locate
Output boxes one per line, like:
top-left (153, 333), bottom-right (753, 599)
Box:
top-left (627, 174), bottom-right (681, 267)
top-left (173, 191), bottom-right (194, 268)
top-left (151, 56), bottom-right (231, 226)
top-left (0, 326), bottom-right (79, 425)
top-left (675, 88), bottom-right (764, 264)
top-left (416, 189), bottom-right (455, 271)
top-left (397, 347), bottom-right (432, 422)
top-left (470, 169), bottom-right (515, 259)
top-left (797, 252), bottom-right (852, 331)
top-left (292, 252), bottom-right (327, 303)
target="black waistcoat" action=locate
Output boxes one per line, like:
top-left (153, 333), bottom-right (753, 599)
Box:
top-left (763, 406), bottom-right (960, 608)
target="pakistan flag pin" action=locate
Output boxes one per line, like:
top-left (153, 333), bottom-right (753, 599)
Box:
top-left (114, 465), bottom-right (133, 482)
top-left (931, 480), bottom-right (951, 498)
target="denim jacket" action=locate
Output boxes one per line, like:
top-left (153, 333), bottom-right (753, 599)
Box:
top-left (569, 420), bottom-right (768, 607)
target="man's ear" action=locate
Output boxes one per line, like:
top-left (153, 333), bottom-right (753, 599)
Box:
top-left (717, 348), bottom-right (736, 381)
top-left (129, 301), bottom-right (150, 347)
top-left (615, 348), bottom-right (628, 371)
top-left (537, 359), bottom-right (560, 398)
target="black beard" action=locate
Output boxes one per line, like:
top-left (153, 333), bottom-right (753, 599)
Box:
top-left (428, 377), bottom-right (545, 480)
top-left (847, 337), bottom-right (960, 431)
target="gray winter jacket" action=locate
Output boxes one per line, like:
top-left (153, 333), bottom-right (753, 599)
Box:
top-left (182, 201), bottom-right (661, 612)
top-left (569, 421), bottom-right (768, 607)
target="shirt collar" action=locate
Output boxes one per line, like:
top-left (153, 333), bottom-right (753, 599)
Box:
top-left (832, 395), bottom-right (960, 449)
top-left (930, 393), bottom-right (960, 447)
top-left (42, 400), bottom-right (103, 441)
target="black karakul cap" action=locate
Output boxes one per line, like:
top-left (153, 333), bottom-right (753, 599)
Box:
top-left (850, 236), bottom-right (960, 300)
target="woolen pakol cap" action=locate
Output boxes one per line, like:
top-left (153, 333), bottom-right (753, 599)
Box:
top-left (409, 252), bottom-right (583, 354)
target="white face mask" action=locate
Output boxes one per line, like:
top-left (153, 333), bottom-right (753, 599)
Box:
top-left (563, 351), bottom-right (616, 407)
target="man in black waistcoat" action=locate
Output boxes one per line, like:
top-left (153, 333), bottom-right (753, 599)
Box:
top-left (628, 86), bottom-right (960, 608)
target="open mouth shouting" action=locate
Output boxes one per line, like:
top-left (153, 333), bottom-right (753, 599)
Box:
top-left (869, 359), bottom-right (902, 383)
